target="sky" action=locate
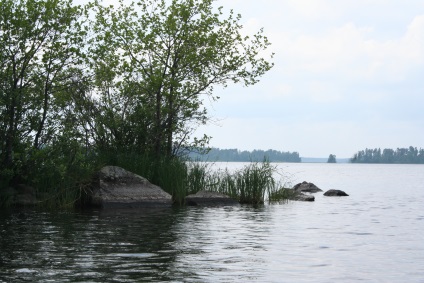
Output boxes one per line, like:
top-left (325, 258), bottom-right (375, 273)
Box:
top-left (190, 0), bottom-right (424, 158)
top-left (77, 0), bottom-right (424, 158)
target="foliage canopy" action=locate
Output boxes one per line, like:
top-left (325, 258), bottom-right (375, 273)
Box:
top-left (0, 0), bottom-right (274, 199)
top-left (86, 0), bottom-right (274, 156)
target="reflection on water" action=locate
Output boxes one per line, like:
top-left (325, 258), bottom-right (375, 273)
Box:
top-left (1, 164), bottom-right (424, 282)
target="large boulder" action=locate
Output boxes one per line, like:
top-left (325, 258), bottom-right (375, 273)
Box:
top-left (90, 166), bottom-right (172, 208)
top-left (292, 181), bottom-right (323, 193)
top-left (185, 190), bottom-right (239, 206)
top-left (324, 189), bottom-right (349, 196)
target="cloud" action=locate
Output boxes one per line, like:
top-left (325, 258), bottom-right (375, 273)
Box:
top-left (398, 15), bottom-right (424, 62)
top-left (285, 0), bottom-right (340, 21)
top-left (272, 15), bottom-right (424, 84)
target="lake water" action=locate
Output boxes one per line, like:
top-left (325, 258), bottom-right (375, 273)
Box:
top-left (1, 163), bottom-right (424, 282)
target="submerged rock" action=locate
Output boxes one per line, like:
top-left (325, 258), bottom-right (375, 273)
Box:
top-left (292, 181), bottom-right (323, 193)
top-left (185, 190), bottom-right (239, 206)
top-left (285, 189), bottom-right (315, 202)
top-left (292, 193), bottom-right (315, 202)
top-left (90, 166), bottom-right (172, 208)
top-left (2, 184), bottom-right (38, 206)
top-left (324, 189), bottom-right (349, 196)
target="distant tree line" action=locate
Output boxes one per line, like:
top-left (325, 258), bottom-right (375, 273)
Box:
top-left (350, 147), bottom-right (424, 164)
top-left (189, 148), bottom-right (301, 162)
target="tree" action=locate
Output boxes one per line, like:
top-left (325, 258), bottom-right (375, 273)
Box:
top-left (0, 0), bottom-right (87, 177)
top-left (188, 147), bottom-right (301, 162)
top-left (87, 0), bottom-right (274, 157)
top-left (327, 154), bottom-right (336, 163)
top-left (351, 147), bottom-right (424, 164)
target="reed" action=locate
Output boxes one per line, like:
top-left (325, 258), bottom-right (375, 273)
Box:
top-left (96, 150), bottom-right (192, 204)
top-left (186, 162), bottom-right (210, 195)
top-left (268, 187), bottom-right (292, 203)
top-left (0, 190), bottom-right (14, 208)
top-left (208, 168), bottom-right (239, 199)
top-left (30, 155), bottom-right (96, 209)
top-left (153, 157), bottom-right (189, 205)
top-left (195, 161), bottom-right (289, 205)
top-left (96, 150), bottom-right (155, 180)
top-left (0, 169), bottom-right (14, 207)
top-left (230, 161), bottom-right (275, 204)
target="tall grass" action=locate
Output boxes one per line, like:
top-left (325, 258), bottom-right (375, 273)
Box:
top-left (0, 146), bottom-right (290, 209)
top-left (27, 146), bottom-right (98, 209)
top-left (151, 157), bottom-right (188, 205)
top-left (186, 161), bottom-right (290, 205)
top-left (92, 155), bottom-right (290, 205)
top-left (237, 161), bottom-right (276, 204)
top-left (186, 162), bottom-right (210, 195)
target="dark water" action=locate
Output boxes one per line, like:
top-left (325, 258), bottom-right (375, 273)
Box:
top-left (1, 164), bottom-right (424, 282)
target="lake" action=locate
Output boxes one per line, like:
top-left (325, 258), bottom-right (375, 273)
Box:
top-left (1, 163), bottom-right (424, 282)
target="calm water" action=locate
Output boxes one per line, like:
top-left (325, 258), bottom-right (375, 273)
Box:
top-left (1, 163), bottom-right (424, 282)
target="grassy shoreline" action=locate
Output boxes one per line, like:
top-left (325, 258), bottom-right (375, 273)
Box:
top-left (0, 152), bottom-right (290, 209)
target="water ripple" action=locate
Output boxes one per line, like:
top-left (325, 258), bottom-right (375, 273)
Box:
top-left (1, 164), bottom-right (424, 282)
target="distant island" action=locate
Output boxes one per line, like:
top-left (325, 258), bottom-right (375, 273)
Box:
top-left (350, 147), bottom-right (424, 164)
top-left (188, 146), bottom-right (424, 164)
top-left (188, 148), bottom-right (301, 162)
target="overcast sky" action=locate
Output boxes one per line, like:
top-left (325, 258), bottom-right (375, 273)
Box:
top-left (191, 0), bottom-right (424, 158)
top-left (80, 0), bottom-right (424, 158)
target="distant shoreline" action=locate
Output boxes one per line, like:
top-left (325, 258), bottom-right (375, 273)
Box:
top-left (194, 159), bottom-right (424, 164)
top-left (300, 157), bottom-right (350, 163)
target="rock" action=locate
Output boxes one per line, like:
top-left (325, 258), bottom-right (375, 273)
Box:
top-left (286, 189), bottom-right (315, 202)
top-left (292, 181), bottom-right (323, 193)
top-left (14, 193), bottom-right (38, 206)
top-left (185, 190), bottom-right (239, 206)
top-left (324, 189), bottom-right (349, 196)
top-left (90, 166), bottom-right (172, 208)
top-left (16, 184), bottom-right (36, 195)
top-left (291, 193), bottom-right (315, 202)
top-left (9, 185), bottom-right (38, 206)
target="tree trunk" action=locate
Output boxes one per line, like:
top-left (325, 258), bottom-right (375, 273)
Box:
top-left (153, 89), bottom-right (162, 157)
top-left (3, 77), bottom-right (19, 169)
top-left (34, 77), bottom-right (50, 149)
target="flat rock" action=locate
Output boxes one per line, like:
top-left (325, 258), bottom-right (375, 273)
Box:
top-left (324, 189), bottom-right (349, 196)
top-left (90, 166), bottom-right (172, 208)
top-left (185, 190), bottom-right (239, 206)
top-left (292, 181), bottom-right (323, 193)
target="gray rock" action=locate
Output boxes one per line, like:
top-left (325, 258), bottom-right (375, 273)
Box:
top-left (285, 189), bottom-right (315, 202)
top-left (90, 166), bottom-right (172, 208)
top-left (185, 190), bottom-right (239, 206)
top-left (324, 189), bottom-right (349, 196)
top-left (292, 193), bottom-right (315, 202)
top-left (292, 181), bottom-right (323, 193)
top-left (5, 185), bottom-right (38, 206)
top-left (14, 193), bottom-right (38, 206)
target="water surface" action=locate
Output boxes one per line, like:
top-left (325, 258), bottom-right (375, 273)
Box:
top-left (1, 163), bottom-right (423, 282)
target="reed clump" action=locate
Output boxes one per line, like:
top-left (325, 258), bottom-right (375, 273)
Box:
top-left (187, 161), bottom-right (290, 205)
top-left (268, 187), bottom-right (293, 203)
